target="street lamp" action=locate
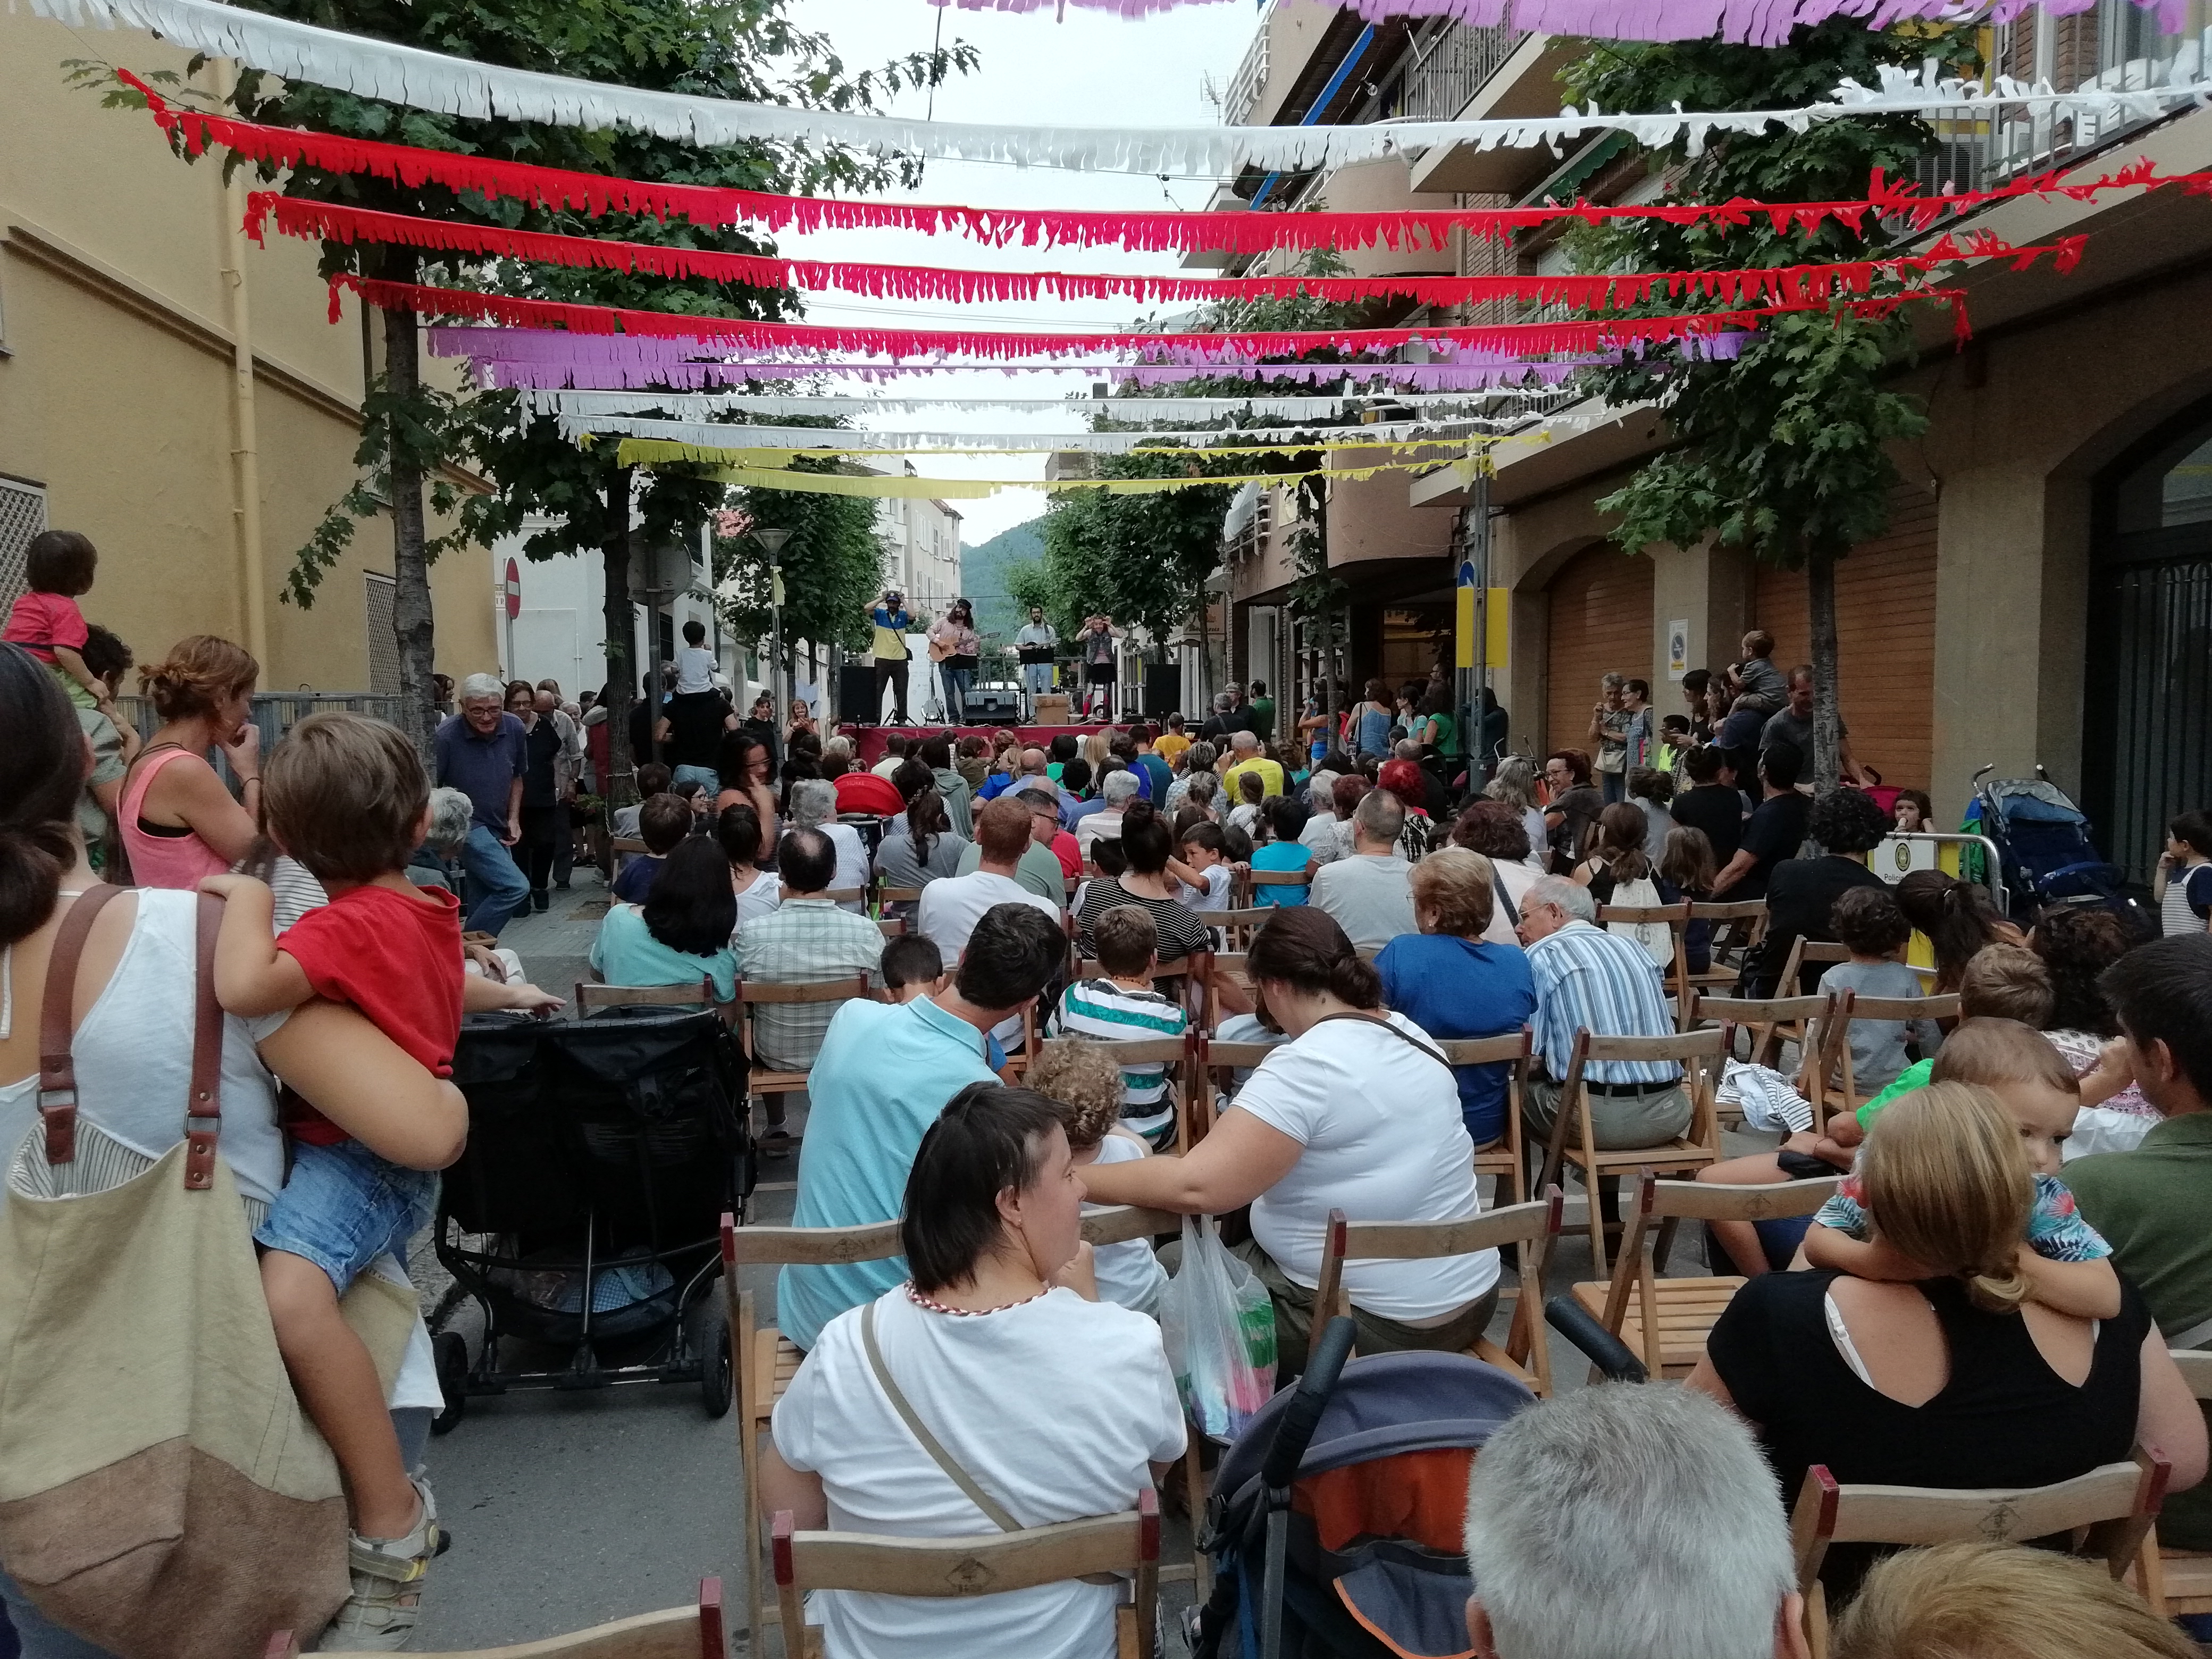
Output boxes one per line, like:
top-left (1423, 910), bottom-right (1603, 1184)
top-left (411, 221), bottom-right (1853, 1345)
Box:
top-left (753, 526), bottom-right (792, 719)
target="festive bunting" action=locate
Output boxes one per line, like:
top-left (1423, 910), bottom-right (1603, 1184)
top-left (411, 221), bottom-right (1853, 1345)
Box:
top-left (927, 0), bottom-right (2196, 47)
top-left (338, 273), bottom-right (1966, 358)
top-left (559, 414), bottom-right (1508, 453)
top-left (44, 4), bottom-right (2205, 175)
top-left (466, 356), bottom-right (1631, 390)
top-left (523, 389), bottom-right (1563, 421)
top-left (614, 446), bottom-right (1498, 496)
top-left (252, 194), bottom-right (2083, 312)
top-left (127, 77), bottom-right (2212, 257)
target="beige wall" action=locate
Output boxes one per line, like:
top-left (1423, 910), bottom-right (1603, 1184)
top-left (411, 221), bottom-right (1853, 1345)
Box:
top-left (0, 10), bottom-right (495, 691)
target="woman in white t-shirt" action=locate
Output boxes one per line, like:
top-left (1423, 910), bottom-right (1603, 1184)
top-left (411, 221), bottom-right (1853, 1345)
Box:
top-left (764, 1084), bottom-right (1185, 1659)
top-left (1080, 907), bottom-right (1499, 1377)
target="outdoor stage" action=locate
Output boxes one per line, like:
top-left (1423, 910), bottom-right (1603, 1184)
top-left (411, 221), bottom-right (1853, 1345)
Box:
top-left (839, 723), bottom-right (1114, 766)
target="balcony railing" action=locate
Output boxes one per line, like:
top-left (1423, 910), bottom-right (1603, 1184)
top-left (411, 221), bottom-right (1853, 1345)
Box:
top-left (1354, 20), bottom-right (1528, 126)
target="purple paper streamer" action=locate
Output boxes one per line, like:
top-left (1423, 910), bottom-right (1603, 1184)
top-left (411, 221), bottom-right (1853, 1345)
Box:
top-left (927, 0), bottom-right (2191, 51)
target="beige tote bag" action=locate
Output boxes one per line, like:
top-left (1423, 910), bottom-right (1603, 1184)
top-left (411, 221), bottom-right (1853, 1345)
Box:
top-left (0, 887), bottom-right (415, 1658)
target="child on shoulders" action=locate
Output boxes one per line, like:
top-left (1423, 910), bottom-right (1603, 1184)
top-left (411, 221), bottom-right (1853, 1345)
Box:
top-left (199, 713), bottom-right (463, 1645)
top-left (1731, 629), bottom-right (1786, 715)
top-left (2, 529), bottom-right (107, 711)
top-left (674, 617), bottom-right (717, 696)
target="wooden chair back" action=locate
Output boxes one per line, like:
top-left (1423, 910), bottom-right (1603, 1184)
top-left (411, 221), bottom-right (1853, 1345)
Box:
top-left (1211, 906), bottom-right (1276, 950)
top-left (773, 1492), bottom-right (1160, 1659)
top-left (1587, 1170), bottom-right (1840, 1378)
top-left (821, 885), bottom-right (870, 908)
top-left (877, 885), bottom-right (924, 910)
top-left (877, 917), bottom-right (908, 939)
top-left (1537, 1026), bottom-right (1728, 1276)
top-left (1792, 1453), bottom-right (2169, 1653)
top-left (1805, 989), bottom-right (1960, 1125)
top-left (1772, 935), bottom-right (1850, 999)
top-left (1690, 991), bottom-right (1830, 1075)
top-left (1080, 1204), bottom-right (1183, 1248)
top-left (263, 1579), bottom-right (723, 1659)
top-left (575, 978), bottom-right (723, 1015)
top-left (1426, 1032), bottom-right (1533, 1205)
top-left (1597, 900), bottom-right (1695, 1028)
top-left (610, 835), bottom-right (649, 859)
top-left (1311, 1191), bottom-right (1564, 1396)
top-left (2133, 1352), bottom-right (2212, 1615)
top-left (734, 972), bottom-right (875, 1082)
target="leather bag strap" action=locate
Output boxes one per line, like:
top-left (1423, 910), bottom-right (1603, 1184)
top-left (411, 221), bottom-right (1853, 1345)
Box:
top-left (38, 885), bottom-right (127, 1166)
top-left (183, 893), bottom-right (223, 1191)
top-left (861, 1301), bottom-right (1022, 1534)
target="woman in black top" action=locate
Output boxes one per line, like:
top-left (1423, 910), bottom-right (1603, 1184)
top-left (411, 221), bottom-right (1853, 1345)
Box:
top-left (1540, 749), bottom-right (1604, 875)
top-left (1669, 743), bottom-right (1747, 866)
top-left (1745, 786), bottom-right (1889, 995)
top-left (1073, 799), bottom-right (1212, 965)
top-left (1692, 1084), bottom-right (2203, 1599)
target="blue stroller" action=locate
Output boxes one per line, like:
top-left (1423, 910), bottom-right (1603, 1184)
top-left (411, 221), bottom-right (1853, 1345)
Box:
top-left (1189, 1321), bottom-right (1537, 1659)
top-left (1964, 766), bottom-right (2136, 926)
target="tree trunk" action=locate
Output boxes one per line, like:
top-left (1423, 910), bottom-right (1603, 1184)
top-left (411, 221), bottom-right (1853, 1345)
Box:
top-left (381, 250), bottom-right (436, 758)
top-left (601, 463), bottom-right (637, 805)
top-left (1806, 542), bottom-right (1844, 795)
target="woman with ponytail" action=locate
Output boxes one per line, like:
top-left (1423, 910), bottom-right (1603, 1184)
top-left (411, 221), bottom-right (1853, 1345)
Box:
top-left (1895, 868), bottom-right (2025, 993)
top-left (1690, 1081), bottom-right (2203, 1601)
top-left (118, 633), bottom-right (264, 887)
top-left (1077, 906), bottom-right (1499, 1377)
top-left (0, 644), bottom-right (467, 1656)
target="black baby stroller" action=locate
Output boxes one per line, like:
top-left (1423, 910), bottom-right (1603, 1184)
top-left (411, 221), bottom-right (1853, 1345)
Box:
top-left (430, 1007), bottom-right (752, 1428)
top-left (1191, 1321), bottom-right (1537, 1659)
top-left (1964, 766), bottom-right (2136, 926)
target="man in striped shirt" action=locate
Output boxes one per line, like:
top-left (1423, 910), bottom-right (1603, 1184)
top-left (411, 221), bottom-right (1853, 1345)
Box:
top-left (1049, 904), bottom-right (1187, 1149)
top-left (1516, 875), bottom-right (1691, 1150)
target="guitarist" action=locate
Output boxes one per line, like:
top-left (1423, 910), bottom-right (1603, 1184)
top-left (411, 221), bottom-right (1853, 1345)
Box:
top-left (927, 598), bottom-right (981, 725)
top-left (868, 590), bottom-right (919, 725)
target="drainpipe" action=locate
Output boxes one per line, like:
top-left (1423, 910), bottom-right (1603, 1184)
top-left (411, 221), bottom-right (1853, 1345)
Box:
top-left (215, 58), bottom-right (267, 666)
top-left (1249, 23), bottom-right (1376, 214)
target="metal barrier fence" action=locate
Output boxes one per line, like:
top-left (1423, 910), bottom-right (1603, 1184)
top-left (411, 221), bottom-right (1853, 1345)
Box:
top-left (113, 693), bottom-right (414, 786)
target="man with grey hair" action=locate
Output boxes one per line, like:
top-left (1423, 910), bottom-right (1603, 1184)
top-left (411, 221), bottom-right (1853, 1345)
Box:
top-left (787, 776), bottom-right (867, 910)
top-left (1464, 1384), bottom-right (1807, 1659)
top-left (432, 673), bottom-right (531, 935)
top-left (1514, 873), bottom-right (1688, 1150)
top-left (1077, 767), bottom-right (1144, 861)
top-left (1199, 689), bottom-right (1251, 744)
top-left (1309, 787), bottom-right (1415, 949)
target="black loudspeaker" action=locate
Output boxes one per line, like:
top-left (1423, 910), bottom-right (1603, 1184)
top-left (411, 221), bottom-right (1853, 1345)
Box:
top-left (963, 684), bottom-right (1023, 726)
top-left (1143, 663), bottom-right (1179, 720)
top-left (837, 663), bottom-right (878, 724)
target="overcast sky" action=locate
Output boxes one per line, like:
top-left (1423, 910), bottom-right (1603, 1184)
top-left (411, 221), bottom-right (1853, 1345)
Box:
top-left (778, 0), bottom-right (1265, 550)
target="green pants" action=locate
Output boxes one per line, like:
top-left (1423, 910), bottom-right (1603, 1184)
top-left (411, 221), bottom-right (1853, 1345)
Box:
top-left (1230, 1236), bottom-right (1499, 1384)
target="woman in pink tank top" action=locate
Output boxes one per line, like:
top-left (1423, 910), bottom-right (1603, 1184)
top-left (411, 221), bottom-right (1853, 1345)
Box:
top-left (119, 635), bottom-right (263, 889)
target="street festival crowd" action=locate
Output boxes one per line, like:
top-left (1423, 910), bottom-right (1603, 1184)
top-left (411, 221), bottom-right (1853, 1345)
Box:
top-left (7, 530), bottom-right (2212, 1658)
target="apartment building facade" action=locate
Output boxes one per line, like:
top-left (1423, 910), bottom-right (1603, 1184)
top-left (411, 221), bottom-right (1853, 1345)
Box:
top-left (1206, 0), bottom-right (2212, 877)
top-left (0, 11), bottom-right (497, 695)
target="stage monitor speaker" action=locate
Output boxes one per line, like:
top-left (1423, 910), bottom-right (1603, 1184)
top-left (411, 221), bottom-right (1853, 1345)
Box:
top-left (1142, 663), bottom-right (1179, 721)
top-left (837, 663), bottom-right (878, 724)
top-left (964, 685), bottom-right (1022, 726)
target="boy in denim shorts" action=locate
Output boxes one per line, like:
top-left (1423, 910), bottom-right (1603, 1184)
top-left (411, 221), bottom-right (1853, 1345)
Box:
top-left (203, 711), bottom-right (463, 1648)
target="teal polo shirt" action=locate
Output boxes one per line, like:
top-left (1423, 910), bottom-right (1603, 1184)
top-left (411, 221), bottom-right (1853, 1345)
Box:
top-left (2063, 1112), bottom-right (2212, 1547)
top-left (776, 995), bottom-right (999, 1349)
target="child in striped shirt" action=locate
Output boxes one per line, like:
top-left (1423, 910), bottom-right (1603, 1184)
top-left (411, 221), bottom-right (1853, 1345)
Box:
top-left (1049, 903), bottom-right (1188, 1149)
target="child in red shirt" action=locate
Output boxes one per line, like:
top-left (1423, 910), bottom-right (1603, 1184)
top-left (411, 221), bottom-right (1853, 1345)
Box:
top-left (202, 711), bottom-right (462, 1647)
top-left (1, 529), bottom-right (106, 711)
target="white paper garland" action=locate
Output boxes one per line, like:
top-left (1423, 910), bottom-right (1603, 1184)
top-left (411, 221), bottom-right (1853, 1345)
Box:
top-left (525, 388), bottom-right (1561, 423)
top-left (556, 412), bottom-right (1526, 450)
top-left (26, 0), bottom-right (2212, 174)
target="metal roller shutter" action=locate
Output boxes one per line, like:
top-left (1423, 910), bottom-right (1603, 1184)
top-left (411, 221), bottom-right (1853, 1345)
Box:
top-left (1750, 484), bottom-right (1938, 791)
top-left (1545, 542), bottom-right (1655, 759)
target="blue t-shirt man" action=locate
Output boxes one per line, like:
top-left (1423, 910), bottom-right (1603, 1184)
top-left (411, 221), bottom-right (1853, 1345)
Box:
top-left (432, 709), bottom-right (527, 834)
top-left (1373, 934), bottom-right (1538, 1145)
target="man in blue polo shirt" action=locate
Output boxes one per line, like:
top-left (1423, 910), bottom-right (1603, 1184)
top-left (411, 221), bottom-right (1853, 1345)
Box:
top-left (432, 672), bottom-right (532, 936)
top-left (776, 902), bottom-right (1066, 1349)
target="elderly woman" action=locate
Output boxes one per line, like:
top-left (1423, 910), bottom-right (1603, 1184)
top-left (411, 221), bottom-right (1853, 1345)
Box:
top-left (1377, 758), bottom-right (1435, 864)
top-left (762, 1085), bottom-right (1185, 1659)
top-left (1484, 755), bottom-right (1548, 868)
top-left (1692, 1082), bottom-right (2205, 1602)
top-left (118, 633), bottom-right (263, 887)
top-left (789, 776), bottom-right (868, 910)
top-left (1375, 849), bottom-right (1538, 1149)
top-left (1081, 907), bottom-right (1499, 1371)
top-left (589, 836), bottom-right (738, 1004)
top-left (1449, 798), bottom-right (1545, 943)
top-left (0, 646), bottom-right (467, 1653)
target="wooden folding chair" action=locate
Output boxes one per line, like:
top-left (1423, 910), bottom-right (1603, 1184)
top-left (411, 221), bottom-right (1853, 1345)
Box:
top-left (1311, 1191), bottom-right (1565, 1397)
top-left (721, 1214), bottom-right (906, 1645)
top-left (773, 1492), bottom-right (1160, 1659)
top-left (734, 973), bottom-right (875, 1141)
top-left (1534, 1027), bottom-right (1726, 1278)
top-left (1430, 1032), bottom-right (1532, 1207)
top-left (1036, 1033), bottom-right (1197, 1150)
top-left (1571, 1170), bottom-right (1839, 1379)
top-left (1246, 868), bottom-right (1311, 908)
top-left (876, 917), bottom-right (907, 939)
top-left (1082, 1204), bottom-right (1208, 1591)
top-left (263, 1578), bottom-right (723, 1658)
top-left (1690, 990), bottom-right (1831, 1075)
top-left (1203, 952), bottom-right (1252, 1030)
top-left (1794, 1452), bottom-right (2169, 1657)
top-left (876, 884), bottom-right (923, 917)
top-left (574, 977), bottom-right (725, 1017)
top-left (1686, 898), bottom-right (1769, 1002)
top-left (2132, 1351), bottom-right (2212, 1615)
top-left (1802, 988), bottom-right (1960, 1128)
top-left (1211, 906), bottom-right (1276, 952)
top-left (821, 885), bottom-right (870, 909)
top-left (1596, 900), bottom-right (1695, 1030)
top-left (1771, 935), bottom-right (1850, 999)
top-left (1192, 1034), bottom-right (1280, 1146)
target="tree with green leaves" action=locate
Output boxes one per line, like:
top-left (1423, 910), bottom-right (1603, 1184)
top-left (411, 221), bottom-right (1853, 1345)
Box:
top-left (714, 467), bottom-right (884, 674)
top-left (87, 0), bottom-right (968, 771)
top-left (1564, 20), bottom-right (1974, 791)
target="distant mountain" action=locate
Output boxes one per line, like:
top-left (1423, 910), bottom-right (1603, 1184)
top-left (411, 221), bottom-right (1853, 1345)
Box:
top-left (961, 518), bottom-right (1046, 644)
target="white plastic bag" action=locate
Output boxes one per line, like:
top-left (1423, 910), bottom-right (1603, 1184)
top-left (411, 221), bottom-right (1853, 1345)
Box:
top-left (1159, 1216), bottom-right (1277, 1442)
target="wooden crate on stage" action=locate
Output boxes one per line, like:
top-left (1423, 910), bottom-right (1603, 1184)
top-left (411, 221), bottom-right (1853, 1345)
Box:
top-left (1033, 693), bottom-right (1073, 724)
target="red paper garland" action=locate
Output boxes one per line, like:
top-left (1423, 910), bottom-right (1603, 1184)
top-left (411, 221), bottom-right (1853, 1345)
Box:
top-left (331, 273), bottom-right (1971, 357)
top-left (123, 70), bottom-right (2212, 257)
top-left (255, 195), bottom-right (2083, 312)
